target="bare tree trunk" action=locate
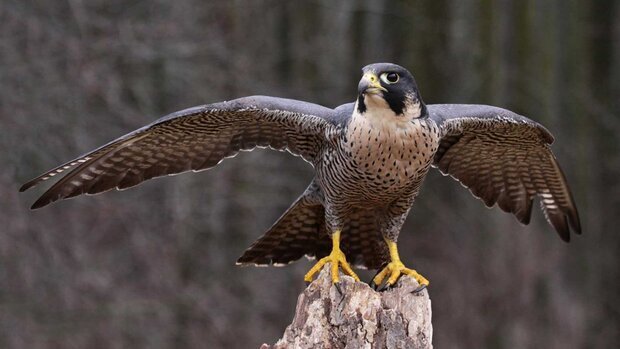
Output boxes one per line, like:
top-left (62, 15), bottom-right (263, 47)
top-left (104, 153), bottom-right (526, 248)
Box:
top-left (262, 266), bottom-right (433, 349)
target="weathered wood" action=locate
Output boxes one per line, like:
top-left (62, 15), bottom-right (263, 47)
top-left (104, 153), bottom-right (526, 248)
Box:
top-left (262, 265), bottom-right (433, 349)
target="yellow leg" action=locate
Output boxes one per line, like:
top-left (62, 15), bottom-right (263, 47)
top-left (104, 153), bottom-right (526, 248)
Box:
top-left (304, 230), bottom-right (360, 283)
top-left (372, 238), bottom-right (429, 289)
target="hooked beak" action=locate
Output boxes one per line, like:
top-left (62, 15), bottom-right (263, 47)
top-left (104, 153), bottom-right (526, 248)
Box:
top-left (358, 72), bottom-right (387, 95)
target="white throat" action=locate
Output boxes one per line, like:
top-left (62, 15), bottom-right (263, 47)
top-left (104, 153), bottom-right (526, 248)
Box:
top-left (355, 94), bottom-right (422, 127)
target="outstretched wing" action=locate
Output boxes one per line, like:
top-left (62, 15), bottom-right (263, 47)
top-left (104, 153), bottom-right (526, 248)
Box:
top-left (429, 104), bottom-right (581, 241)
top-left (21, 96), bottom-right (336, 209)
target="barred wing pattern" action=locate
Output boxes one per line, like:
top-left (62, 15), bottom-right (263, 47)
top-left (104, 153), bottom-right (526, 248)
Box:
top-left (20, 96), bottom-right (336, 209)
top-left (429, 104), bottom-right (581, 241)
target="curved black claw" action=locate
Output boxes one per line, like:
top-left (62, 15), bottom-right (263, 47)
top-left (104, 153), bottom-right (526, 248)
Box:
top-left (377, 282), bottom-right (393, 292)
top-left (334, 282), bottom-right (342, 295)
top-left (412, 284), bottom-right (427, 294)
top-left (369, 280), bottom-right (378, 291)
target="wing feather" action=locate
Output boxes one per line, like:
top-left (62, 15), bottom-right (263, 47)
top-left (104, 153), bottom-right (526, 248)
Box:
top-left (21, 96), bottom-right (336, 209)
top-left (429, 104), bottom-right (581, 241)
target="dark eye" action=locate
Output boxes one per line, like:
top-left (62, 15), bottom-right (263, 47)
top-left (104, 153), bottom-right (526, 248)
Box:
top-left (380, 72), bottom-right (399, 84)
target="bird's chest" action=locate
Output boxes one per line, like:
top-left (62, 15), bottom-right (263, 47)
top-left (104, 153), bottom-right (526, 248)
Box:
top-left (343, 115), bottom-right (437, 191)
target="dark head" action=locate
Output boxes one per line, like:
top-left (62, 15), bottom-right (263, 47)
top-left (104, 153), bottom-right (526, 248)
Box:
top-left (356, 63), bottom-right (427, 119)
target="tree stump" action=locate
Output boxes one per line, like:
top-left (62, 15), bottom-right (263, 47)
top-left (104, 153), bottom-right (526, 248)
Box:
top-left (261, 265), bottom-right (433, 348)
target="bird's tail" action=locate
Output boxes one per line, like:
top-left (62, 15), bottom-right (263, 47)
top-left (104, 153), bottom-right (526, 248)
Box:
top-left (237, 187), bottom-right (388, 270)
top-left (236, 193), bottom-right (330, 266)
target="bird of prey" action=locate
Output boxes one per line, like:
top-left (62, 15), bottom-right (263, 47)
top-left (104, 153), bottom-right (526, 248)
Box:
top-left (20, 63), bottom-right (581, 290)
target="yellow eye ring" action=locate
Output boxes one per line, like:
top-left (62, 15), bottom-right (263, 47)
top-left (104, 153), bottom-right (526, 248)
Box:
top-left (380, 72), bottom-right (399, 84)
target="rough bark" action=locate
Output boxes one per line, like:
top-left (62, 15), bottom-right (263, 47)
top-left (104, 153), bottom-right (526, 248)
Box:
top-left (262, 265), bottom-right (433, 349)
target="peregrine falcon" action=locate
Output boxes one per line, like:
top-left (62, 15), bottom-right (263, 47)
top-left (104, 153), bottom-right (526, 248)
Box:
top-left (20, 63), bottom-right (581, 289)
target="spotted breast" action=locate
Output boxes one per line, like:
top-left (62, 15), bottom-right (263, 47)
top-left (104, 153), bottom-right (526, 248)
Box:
top-left (341, 109), bottom-right (440, 206)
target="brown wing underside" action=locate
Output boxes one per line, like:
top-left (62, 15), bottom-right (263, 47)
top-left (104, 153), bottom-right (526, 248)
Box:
top-left (20, 97), bottom-right (334, 209)
top-left (430, 105), bottom-right (581, 241)
top-left (238, 196), bottom-right (389, 270)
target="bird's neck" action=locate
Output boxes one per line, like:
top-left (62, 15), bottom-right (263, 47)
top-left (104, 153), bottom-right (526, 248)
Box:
top-left (353, 100), bottom-right (420, 129)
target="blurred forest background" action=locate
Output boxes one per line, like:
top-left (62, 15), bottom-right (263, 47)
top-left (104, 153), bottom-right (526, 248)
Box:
top-left (2, 0), bottom-right (619, 348)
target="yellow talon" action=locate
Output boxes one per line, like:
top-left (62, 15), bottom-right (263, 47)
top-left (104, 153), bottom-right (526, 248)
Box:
top-left (304, 230), bottom-right (360, 283)
top-left (373, 239), bottom-right (429, 288)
